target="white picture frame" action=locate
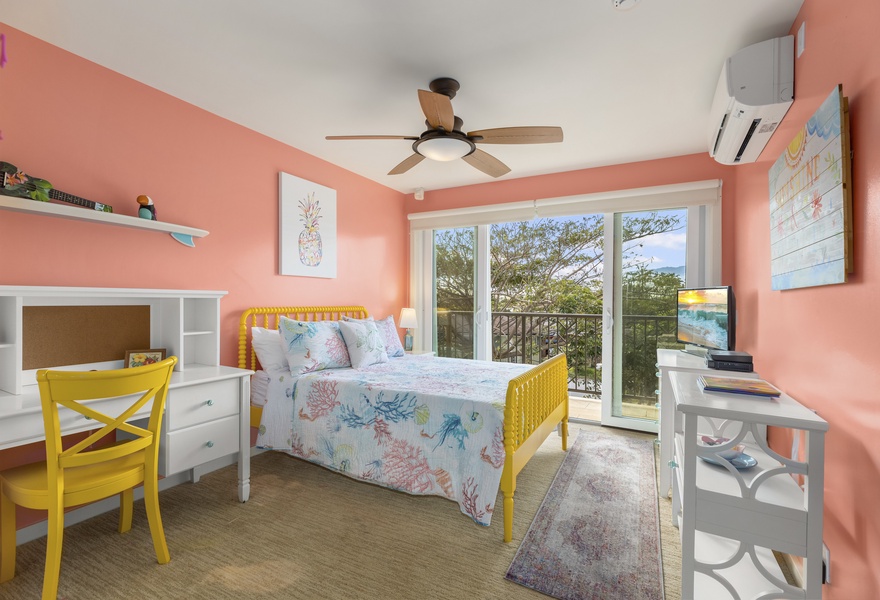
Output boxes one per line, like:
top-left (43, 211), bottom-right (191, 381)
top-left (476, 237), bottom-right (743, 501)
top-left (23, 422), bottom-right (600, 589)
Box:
top-left (279, 172), bottom-right (337, 278)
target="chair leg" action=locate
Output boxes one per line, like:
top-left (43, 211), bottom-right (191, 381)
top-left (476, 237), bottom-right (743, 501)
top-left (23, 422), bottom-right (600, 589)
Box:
top-left (118, 488), bottom-right (134, 533)
top-left (143, 478), bottom-right (169, 564)
top-left (41, 500), bottom-right (64, 600)
top-left (0, 490), bottom-right (16, 583)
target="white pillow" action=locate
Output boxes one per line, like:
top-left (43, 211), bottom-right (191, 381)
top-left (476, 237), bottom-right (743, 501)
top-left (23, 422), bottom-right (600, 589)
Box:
top-left (342, 314), bottom-right (405, 358)
top-left (250, 370), bottom-right (271, 407)
top-left (338, 319), bottom-right (389, 369)
top-left (251, 327), bottom-right (288, 372)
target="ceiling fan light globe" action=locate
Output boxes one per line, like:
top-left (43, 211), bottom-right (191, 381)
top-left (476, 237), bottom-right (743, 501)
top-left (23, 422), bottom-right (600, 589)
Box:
top-left (416, 137), bottom-right (472, 161)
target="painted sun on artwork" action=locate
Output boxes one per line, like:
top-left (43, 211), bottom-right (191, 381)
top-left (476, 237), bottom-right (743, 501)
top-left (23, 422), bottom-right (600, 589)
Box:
top-left (768, 85), bottom-right (853, 291)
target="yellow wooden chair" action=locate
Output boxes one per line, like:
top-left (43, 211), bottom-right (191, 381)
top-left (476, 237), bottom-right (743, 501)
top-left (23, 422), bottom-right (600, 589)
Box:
top-left (0, 356), bottom-right (177, 600)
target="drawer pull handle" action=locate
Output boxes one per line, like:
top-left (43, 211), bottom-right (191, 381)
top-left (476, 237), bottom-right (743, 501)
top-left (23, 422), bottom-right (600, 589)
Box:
top-left (206, 441), bottom-right (215, 448)
top-left (206, 399), bottom-right (215, 406)
top-left (654, 389), bottom-right (660, 395)
top-left (668, 460), bottom-right (678, 469)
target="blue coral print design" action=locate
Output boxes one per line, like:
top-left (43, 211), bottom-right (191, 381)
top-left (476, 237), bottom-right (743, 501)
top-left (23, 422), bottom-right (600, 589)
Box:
top-left (256, 355), bottom-right (530, 526)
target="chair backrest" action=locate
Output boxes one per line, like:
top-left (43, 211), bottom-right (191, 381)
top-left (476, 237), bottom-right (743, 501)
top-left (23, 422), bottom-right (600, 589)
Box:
top-left (36, 357), bottom-right (177, 472)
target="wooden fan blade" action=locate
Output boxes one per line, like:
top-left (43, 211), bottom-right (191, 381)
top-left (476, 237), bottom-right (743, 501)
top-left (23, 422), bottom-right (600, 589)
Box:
top-left (326, 135), bottom-right (417, 140)
top-left (462, 149), bottom-right (511, 178)
top-left (467, 126), bottom-right (563, 144)
top-left (418, 90), bottom-right (455, 132)
top-left (388, 153), bottom-right (425, 175)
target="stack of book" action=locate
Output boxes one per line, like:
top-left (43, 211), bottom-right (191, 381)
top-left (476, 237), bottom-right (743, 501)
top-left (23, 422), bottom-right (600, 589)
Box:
top-left (697, 375), bottom-right (781, 398)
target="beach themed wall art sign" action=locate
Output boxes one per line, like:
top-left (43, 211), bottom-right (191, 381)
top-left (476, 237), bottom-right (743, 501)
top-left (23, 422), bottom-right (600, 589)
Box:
top-left (279, 172), bottom-right (337, 278)
top-left (769, 85), bottom-right (853, 291)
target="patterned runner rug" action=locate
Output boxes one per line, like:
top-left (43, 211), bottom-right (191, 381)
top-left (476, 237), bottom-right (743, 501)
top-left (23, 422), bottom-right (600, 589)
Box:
top-left (506, 427), bottom-right (664, 600)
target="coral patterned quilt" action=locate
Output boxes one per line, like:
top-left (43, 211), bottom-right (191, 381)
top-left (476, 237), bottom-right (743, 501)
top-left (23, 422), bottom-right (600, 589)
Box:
top-left (256, 354), bottom-right (531, 526)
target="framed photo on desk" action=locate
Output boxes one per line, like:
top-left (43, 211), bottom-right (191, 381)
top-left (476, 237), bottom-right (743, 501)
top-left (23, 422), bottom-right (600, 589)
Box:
top-left (124, 348), bottom-right (167, 368)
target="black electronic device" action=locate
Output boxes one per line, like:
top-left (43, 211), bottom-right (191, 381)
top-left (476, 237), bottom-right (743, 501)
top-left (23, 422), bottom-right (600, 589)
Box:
top-left (707, 359), bottom-right (754, 373)
top-left (707, 349), bottom-right (753, 372)
top-left (707, 350), bottom-right (752, 363)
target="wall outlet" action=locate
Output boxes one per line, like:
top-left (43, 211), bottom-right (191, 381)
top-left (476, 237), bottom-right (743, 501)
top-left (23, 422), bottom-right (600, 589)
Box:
top-left (822, 542), bottom-right (831, 584)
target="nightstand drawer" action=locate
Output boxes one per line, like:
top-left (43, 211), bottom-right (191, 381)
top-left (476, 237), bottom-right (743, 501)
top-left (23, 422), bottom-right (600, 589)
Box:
top-left (167, 379), bottom-right (238, 431)
top-left (162, 415), bottom-right (239, 475)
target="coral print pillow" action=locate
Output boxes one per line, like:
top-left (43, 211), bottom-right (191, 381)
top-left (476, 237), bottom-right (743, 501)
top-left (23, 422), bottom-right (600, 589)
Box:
top-left (278, 316), bottom-right (351, 375)
top-left (342, 314), bottom-right (405, 358)
top-left (373, 315), bottom-right (405, 357)
top-left (338, 319), bottom-right (389, 369)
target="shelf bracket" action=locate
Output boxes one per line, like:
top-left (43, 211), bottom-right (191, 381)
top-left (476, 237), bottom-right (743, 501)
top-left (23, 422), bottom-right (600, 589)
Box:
top-left (170, 232), bottom-right (196, 247)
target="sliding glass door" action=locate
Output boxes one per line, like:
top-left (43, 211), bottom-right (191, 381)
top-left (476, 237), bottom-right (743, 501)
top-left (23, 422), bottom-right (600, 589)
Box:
top-left (601, 209), bottom-right (688, 431)
top-left (410, 181), bottom-right (721, 433)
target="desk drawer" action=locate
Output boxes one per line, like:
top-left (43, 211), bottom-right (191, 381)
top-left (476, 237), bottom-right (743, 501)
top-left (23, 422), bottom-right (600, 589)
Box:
top-left (161, 415), bottom-right (239, 475)
top-left (167, 379), bottom-right (238, 431)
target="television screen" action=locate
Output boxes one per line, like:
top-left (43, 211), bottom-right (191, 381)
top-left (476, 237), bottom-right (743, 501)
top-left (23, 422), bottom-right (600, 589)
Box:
top-left (676, 286), bottom-right (735, 351)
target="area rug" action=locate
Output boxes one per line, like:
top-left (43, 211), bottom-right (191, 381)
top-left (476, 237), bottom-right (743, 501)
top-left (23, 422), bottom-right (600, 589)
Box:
top-left (506, 427), bottom-right (664, 600)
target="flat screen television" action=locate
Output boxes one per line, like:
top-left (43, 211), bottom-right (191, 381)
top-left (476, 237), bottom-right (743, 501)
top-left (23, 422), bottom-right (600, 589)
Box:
top-left (676, 286), bottom-right (736, 355)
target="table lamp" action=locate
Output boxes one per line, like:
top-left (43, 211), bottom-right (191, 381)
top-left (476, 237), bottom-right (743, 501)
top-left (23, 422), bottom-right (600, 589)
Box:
top-left (399, 308), bottom-right (417, 352)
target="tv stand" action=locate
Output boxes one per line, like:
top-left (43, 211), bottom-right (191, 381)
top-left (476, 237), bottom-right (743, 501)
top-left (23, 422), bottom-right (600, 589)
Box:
top-left (681, 344), bottom-right (709, 359)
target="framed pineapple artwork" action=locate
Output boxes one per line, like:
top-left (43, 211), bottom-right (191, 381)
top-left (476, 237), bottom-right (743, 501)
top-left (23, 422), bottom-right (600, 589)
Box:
top-left (279, 172), bottom-right (337, 278)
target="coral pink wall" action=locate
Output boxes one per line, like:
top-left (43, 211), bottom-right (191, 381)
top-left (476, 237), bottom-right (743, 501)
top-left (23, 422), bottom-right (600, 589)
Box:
top-left (0, 25), bottom-right (408, 369)
top-left (730, 2), bottom-right (880, 597)
top-left (0, 25), bottom-right (407, 530)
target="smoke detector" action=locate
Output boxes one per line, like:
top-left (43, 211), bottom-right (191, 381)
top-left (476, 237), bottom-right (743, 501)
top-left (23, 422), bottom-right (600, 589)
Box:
top-left (613, 0), bottom-right (642, 9)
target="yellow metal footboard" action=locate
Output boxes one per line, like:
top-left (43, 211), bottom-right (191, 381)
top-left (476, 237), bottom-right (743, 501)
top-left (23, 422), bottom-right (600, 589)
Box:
top-left (501, 353), bottom-right (569, 542)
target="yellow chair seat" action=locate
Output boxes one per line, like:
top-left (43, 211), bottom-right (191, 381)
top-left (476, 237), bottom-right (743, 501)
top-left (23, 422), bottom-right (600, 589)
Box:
top-left (0, 356), bottom-right (177, 600)
top-left (1, 451), bottom-right (146, 510)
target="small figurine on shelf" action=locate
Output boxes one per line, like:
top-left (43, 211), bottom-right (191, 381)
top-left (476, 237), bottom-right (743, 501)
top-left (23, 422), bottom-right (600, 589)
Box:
top-left (137, 195), bottom-right (157, 220)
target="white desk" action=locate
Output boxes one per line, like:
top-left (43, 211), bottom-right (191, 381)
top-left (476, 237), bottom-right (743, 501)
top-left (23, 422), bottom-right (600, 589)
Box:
top-left (0, 365), bottom-right (253, 503)
top-left (0, 286), bottom-right (254, 512)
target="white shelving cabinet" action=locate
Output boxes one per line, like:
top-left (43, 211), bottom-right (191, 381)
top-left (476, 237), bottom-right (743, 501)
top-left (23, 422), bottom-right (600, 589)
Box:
top-left (669, 370), bottom-right (828, 599)
top-left (656, 349), bottom-right (761, 498)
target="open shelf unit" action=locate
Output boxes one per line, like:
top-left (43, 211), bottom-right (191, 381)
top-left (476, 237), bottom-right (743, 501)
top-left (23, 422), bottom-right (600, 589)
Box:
top-left (0, 286), bottom-right (226, 395)
top-left (669, 370), bottom-right (828, 599)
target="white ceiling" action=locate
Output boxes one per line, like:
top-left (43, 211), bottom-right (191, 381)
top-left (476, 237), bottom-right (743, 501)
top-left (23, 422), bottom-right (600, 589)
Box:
top-left (0, 0), bottom-right (803, 194)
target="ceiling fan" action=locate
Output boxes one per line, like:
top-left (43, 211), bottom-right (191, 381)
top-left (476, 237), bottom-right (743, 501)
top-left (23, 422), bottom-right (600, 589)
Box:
top-left (325, 77), bottom-right (563, 178)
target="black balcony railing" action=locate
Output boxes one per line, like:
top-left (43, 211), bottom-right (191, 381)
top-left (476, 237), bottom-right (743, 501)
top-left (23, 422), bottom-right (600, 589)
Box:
top-left (436, 310), bottom-right (677, 404)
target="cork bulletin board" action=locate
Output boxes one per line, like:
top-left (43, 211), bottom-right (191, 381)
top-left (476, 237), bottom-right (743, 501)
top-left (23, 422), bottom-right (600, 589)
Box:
top-left (23, 305), bottom-right (151, 369)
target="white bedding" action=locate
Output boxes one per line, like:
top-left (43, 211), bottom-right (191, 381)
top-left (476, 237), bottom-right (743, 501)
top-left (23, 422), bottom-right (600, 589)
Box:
top-left (256, 354), bottom-right (531, 526)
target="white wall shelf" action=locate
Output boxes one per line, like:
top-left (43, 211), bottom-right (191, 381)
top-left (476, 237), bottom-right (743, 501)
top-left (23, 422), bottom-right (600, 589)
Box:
top-left (0, 195), bottom-right (208, 246)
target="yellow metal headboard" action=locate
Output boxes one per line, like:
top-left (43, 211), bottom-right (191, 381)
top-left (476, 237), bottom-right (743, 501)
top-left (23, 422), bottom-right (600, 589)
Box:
top-left (238, 305), bottom-right (369, 372)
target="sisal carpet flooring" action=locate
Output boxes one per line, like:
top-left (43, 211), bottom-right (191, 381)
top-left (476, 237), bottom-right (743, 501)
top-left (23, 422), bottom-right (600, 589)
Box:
top-left (0, 424), bottom-right (681, 600)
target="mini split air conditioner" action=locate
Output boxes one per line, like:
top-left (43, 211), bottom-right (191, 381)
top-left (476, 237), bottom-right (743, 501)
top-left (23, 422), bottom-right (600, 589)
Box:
top-left (708, 35), bottom-right (794, 165)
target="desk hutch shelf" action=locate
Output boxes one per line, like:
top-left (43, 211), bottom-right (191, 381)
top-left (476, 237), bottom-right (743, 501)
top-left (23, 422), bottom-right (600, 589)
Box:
top-left (0, 286), bottom-right (225, 395)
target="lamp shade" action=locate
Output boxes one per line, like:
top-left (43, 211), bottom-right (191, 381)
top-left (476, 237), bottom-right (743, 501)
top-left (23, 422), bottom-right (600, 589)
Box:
top-left (398, 308), bottom-right (418, 329)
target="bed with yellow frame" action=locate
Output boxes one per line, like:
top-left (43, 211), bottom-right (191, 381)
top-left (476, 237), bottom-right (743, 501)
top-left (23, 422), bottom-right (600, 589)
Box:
top-left (238, 305), bottom-right (569, 542)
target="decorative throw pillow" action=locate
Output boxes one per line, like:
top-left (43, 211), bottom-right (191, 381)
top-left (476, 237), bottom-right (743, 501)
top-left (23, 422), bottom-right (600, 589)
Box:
top-left (278, 316), bottom-right (351, 375)
top-left (373, 315), bottom-right (405, 357)
top-left (338, 319), bottom-right (389, 369)
top-left (251, 327), bottom-right (289, 372)
top-left (342, 314), bottom-right (405, 358)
